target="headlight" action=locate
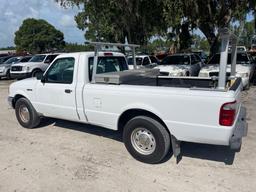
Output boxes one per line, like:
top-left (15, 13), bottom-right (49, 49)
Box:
top-left (199, 72), bottom-right (209, 77)
top-left (22, 66), bottom-right (30, 72)
top-left (0, 66), bottom-right (5, 72)
top-left (236, 73), bottom-right (249, 78)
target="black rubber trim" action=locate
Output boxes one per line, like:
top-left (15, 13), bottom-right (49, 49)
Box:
top-left (230, 78), bottom-right (242, 91)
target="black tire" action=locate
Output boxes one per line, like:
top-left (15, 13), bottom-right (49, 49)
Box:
top-left (6, 70), bottom-right (11, 80)
top-left (244, 83), bottom-right (250, 90)
top-left (185, 71), bottom-right (190, 76)
top-left (31, 69), bottom-right (43, 78)
top-left (15, 98), bottom-right (40, 128)
top-left (123, 116), bottom-right (170, 164)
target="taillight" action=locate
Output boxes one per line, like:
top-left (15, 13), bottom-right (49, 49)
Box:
top-left (219, 101), bottom-right (237, 126)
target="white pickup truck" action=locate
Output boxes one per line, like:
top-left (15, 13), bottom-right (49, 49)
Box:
top-left (8, 35), bottom-right (247, 163)
top-left (8, 41), bottom-right (248, 164)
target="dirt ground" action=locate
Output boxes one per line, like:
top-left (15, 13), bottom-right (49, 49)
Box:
top-left (0, 79), bottom-right (255, 192)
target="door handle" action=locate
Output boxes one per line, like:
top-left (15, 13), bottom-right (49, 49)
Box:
top-left (65, 89), bottom-right (72, 93)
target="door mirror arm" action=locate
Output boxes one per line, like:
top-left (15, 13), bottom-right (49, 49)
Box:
top-left (41, 75), bottom-right (46, 84)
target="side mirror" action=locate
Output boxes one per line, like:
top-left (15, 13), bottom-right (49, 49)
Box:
top-left (39, 75), bottom-right (46, 83)
top-left (36, 72), bottom-right (43, 80)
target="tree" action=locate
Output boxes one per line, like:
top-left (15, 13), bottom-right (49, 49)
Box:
top-left (15, 18), bottom-right (65, 53)
top-left (56, 0), bottom-right (253, 54)
top-left (64, 43), bottom-right (93, 52)
top-left (163, 0), bottom-right (249, 55)
top-left (233, 19), bottom-right (255, 48)
top-left (56, 0), bottom-right (167, 45)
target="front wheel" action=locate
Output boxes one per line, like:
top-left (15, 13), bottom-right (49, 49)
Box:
top-left (123, 116), bottom-right (170, 164)
top-left (6, 70), bottom-right (11, 79)
top-left (15, 98), bottom-right (41, 128)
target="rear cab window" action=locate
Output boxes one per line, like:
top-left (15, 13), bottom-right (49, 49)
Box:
top-left (88, 56), bottom-right (128, 81)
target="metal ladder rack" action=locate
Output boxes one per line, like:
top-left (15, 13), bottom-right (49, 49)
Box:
top-left (87, 42), bottom-right (140, 83)
top-left (218, 28), bottom-right (238, 90)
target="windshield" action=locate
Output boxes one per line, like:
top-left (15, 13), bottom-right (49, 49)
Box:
top-left (127, 57), bottom-right (143, 65)
top-left (161, 55), bottom-right (190, 65)
top-left (0, 57), bottom-right (10, 64)
top-left (29, 55), bottom-right (46, 62)
top-left (3, 57), bottom-right (20, 64)
top-left (208, 53), bottom-right (250, 64)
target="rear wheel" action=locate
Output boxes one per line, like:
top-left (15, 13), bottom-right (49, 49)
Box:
top-left (15, 98), bottom-right (40, 128)
top-left (123, 116), bottom-right (170, 164)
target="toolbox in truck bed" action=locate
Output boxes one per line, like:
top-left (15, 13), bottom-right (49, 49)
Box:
top-left (94, 68), bottom-right (160, 84)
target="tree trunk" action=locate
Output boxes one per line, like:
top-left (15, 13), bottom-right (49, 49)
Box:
top-left (199, 23), bottom-right (219, 56)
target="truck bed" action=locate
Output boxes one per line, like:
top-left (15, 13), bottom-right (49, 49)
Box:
top-left (95, 69), bottom-right (241, 90)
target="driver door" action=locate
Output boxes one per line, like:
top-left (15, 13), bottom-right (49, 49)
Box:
top-left (35, 57), bottom-right (78, 121)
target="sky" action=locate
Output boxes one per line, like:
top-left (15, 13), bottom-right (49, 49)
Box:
top-left (0, 0), bottom-right (85, 48)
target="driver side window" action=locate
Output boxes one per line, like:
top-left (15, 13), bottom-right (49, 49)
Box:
top-left (45, 57), bottom-right (74, 84)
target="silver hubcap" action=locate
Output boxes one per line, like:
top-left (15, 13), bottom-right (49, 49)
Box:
top-left (131, 128), bottom-right (156, 155)
top-left (19, 105), bottom-right (30, 123)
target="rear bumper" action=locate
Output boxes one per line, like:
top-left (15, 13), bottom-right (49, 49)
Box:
top-left (10, 72), bottom-right (31, 79)
top-left (229, 106), bottom-right (248, 150)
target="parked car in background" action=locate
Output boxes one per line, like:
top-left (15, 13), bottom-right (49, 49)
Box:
top-left (192, 50), bottom-right (208, 63)
top-left (0, 54), bottom-right (9, 57)
top-left (149, 55), bottom-right (160, 64)
top-left (199, 52), bottom-right (255, 89)
top-left (127, 55), bottom-right (158, 69)
top-left (10, 53), bottom-right (59, 79)
top-left (228, 46), bottom-right (247, 52)
top-left (155, 53), bottom-right (202, 76)
top-left (0, 55), bottom-right (14, 64)
top-left (0, 56), bottom-right (32, 79)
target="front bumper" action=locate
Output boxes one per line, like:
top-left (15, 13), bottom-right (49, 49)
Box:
top-left (10, 72), bottom-right (31, 79)
top-left (229, 106), bottom-right (248, 150)
top-left (8, 96), bottom-right (14, 108)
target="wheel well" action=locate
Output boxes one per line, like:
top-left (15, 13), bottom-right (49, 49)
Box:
top-left (118, 109), bottom-right (170, 135)
top-left (32, 68), bottom-right (42, 73)
top-left (12, 94), bottom-right (26, 108)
